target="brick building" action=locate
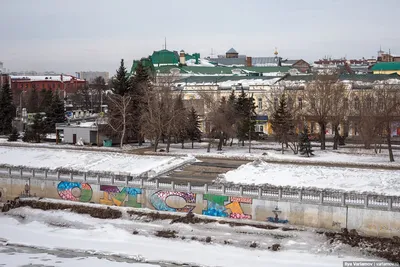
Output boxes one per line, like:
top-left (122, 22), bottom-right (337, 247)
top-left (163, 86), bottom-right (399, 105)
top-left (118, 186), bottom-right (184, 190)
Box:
top-left (10, 75), bottom-right (85, 93)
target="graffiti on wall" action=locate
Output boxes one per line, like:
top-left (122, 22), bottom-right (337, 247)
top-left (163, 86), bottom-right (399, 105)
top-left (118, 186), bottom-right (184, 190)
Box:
top-left (150, 191), bottom-right (196, 212)
top-left (57, 182), bottom-right (93, 202)
top-left (266, 206), bottom-right (289, 224)
top-left (202, 195), bottom-right (252, 219)
top-left (100, 185), bottom-right (142, 208)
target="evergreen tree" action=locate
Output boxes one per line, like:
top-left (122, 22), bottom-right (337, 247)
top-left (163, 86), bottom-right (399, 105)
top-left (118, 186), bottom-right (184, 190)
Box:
top-left (24, 113), bottom-right (46, 143)
top-left (270, 94), bottom-right (295, 154)
top-left (112, 59), bottom-right (130, 96)
top-left (187, 107), bottom-right (202, 148)
top-left (235, 89), bottom-right (256, 146)
top-left (39, 89), bottom-right (53, 114)
top-left (130, 60), bottom-right (152, 145)
top-left (299, 126), bottom-right (314, 157)
top-left (173, 94), bottom-right (187, 149)
top-left (0, 83), bottom-right (15, 135)
top-left (27, 88), bottom-right (39, 113)
top-left (45, 92), bottom-right (65, 133)
top-left (8, 127), bottom-right (19, 142)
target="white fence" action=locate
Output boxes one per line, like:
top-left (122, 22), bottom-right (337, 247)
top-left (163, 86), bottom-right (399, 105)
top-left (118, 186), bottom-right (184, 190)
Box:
top-left (1, 166), bottom-right (399, 212)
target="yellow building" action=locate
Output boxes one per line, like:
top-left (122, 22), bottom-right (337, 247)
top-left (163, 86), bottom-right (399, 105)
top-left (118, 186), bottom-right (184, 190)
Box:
top-left (371, 62), bottom-right (400, 75)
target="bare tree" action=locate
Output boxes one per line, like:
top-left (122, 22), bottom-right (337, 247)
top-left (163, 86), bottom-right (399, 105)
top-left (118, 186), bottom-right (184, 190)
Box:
top-left (303, 73), bottom-right (340, 150)
top-left (329, 82), bottom-right (347, 150)
top-left (375, 82), bottom-right (400, 162)
top-left (105, 94), bottom-right (132, 148)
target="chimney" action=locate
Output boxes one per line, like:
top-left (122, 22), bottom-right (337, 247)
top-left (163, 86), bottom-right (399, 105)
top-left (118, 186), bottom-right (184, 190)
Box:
top-left (246, 57), bottom-right (252, 67)
top-left (180, 50), bottom-right (186, 65)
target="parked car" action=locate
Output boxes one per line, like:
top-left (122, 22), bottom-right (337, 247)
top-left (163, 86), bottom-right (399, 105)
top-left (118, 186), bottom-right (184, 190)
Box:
top-left (252, 132), bottom-right (268, 141)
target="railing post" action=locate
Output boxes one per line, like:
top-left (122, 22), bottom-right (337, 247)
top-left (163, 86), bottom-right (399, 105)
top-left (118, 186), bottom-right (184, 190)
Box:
top-left (44, 170), bottom-right (48, 180)
top-left (111, 175), bottom-right (115, 184)
top-left (239, 186), bottom-right (243, 196)
top-left (83, 172), bottom-right (86, 182)
top-left (155, 179), bottom-right (159, 189)
top-left (388, 197), bottom-right (393, 211)
top-left (364, 195), bottom-right (369, 208)
top-left (171, 181), bottom-right (175, 191)
top-left (70, 173), bottom-right (73, 181)
top-left (298, 189), bottom-right (303, 203)
top-left (258, 187), bottom-right (262, 199)
top-left (319, 191), bottom-right (324, 204)
top-left (8, 167), bottom-right (11, 177)
top-left (140, 178), bottom-right (144, 189)
top-left (222, 184), bottom-right (226, 194)
top-left (278, 187), bottom-right (282, 200)
top-left (341, 193), bottom-right (346, 206)
top-left (204, 184), bottom-right (208, 194)
top-left (97, 175), bottom-right (100, 183)
top-left (20, 168), bottom-right (23, 178)
top-left (32, 169), bottom-right (35, 178)
top-left (57, 171), bottom-right (60, 180)
top-left (187, 182), bottom-right (191, 192)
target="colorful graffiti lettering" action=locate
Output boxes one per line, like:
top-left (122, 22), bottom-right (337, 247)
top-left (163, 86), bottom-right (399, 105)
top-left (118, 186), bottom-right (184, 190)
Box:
top-left (150, 191), bottom-right (196, 212)
top-left (202, 194), bottom-right (252, 219)
top-left (100, 185), bottom-right (142, 208)
top-left (57, 182), bottom-right (92, 202)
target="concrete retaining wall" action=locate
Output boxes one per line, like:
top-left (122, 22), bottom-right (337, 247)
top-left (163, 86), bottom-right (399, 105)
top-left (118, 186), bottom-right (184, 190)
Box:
top-left (1, 171), bottom-right (400, 238)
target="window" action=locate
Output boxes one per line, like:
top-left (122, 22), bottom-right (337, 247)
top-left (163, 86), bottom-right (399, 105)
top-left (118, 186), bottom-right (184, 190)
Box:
top-left (343, 98), bottom-right (348, 110)
top-left (354, 96), bottom-right (360, 110)
top-left (258, 98), bottom-right (262, 110)
top-left (298, 97), bottom-right (303, 110)
top-left (366, 97), bottom-right (372, 109)
top-left (258, 125), bottom-right (264, 133)
top-left (378, 98), bottom-right (383, 110)
top-left (288, 97), bottom-right (293, 109)
top-left (310, 98), bottom-right (315, 109)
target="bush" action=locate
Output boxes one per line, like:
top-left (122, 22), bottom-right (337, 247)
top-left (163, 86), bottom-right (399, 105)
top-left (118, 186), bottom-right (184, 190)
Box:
top-left (8, 128), bottom-right (19, 142)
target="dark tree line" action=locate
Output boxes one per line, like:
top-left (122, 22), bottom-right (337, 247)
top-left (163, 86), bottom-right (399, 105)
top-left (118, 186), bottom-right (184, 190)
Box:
top-left (203, 89), bottom-right (256, 151)
top-left (0, 83), bottom-right (15, 135)
top-left (104, 59), bottom-right (202, 150)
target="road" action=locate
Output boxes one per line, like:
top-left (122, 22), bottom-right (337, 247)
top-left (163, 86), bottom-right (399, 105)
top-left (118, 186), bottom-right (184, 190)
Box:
top-left (157, 158), bottom-right (251, 186)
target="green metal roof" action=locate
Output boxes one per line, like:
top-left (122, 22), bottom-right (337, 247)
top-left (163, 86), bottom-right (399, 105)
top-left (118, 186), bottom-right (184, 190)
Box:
top-left (370, 62), bottom-right (400, 71)
top-left (151, 50), bottom-right (179, 66)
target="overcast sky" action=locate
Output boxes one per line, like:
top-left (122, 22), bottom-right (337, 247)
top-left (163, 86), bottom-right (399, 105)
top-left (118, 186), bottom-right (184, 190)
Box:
top-left (1, 0), bottom-right (399, 75)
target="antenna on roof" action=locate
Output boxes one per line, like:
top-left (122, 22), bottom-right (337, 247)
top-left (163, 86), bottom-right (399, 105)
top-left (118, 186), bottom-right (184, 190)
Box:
top-left (164, 37), bottom-right (167, 50)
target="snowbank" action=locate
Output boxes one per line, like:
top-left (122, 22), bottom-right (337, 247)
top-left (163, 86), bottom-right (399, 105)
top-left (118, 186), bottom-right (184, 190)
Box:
top-left (0, 146), bottom-right (194, 177)
top-left (222, 160), bottom-right (400, 195)
top-left (0, 207), bottom-right (372, 267)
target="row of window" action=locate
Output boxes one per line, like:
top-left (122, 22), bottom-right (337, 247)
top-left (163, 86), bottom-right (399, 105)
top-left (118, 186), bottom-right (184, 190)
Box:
top-left (17, 83), bottom-right (62, 90)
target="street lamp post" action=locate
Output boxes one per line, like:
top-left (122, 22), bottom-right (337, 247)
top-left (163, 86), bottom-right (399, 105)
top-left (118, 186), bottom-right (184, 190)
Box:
top-left (19, 91), bottom-right (26, 117)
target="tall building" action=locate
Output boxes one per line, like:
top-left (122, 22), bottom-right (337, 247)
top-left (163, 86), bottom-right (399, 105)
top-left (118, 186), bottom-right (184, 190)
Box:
top-left (75, 71), bottom-right (109, 83)
top-left (0, 61), bottom-right (4, 73)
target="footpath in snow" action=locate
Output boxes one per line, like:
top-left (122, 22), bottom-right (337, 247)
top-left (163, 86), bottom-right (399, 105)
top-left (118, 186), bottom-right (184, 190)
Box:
top-left (0, 146), bottom-right (194, 177)
top-left (221, 159), bottom-right (400, 196)
top-left (0, 204), bottom-right (376, 267)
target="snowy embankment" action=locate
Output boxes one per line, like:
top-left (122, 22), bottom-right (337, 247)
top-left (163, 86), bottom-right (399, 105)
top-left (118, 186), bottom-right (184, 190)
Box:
top-left (221, 159), bottom-right (400, 196)
top-left (0, 146), bottom-right (194, 177)
top-left (0, 205), bottom-right (374, 267)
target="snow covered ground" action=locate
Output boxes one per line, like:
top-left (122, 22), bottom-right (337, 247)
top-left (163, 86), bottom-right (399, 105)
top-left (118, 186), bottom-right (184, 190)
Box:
top-left (151, 142), bottom-right (400, 167)
top-left (0, 206), bottom-right (378, 267)
top-left (0, 146), bottom-right (193, 176)
top-left (221, 160), bottom-right (400, 195)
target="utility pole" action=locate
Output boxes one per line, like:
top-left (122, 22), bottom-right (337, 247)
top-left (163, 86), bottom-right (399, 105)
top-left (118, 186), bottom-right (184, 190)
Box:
top-left (249, 93), bottom-right (253, 153)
